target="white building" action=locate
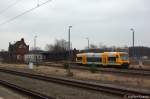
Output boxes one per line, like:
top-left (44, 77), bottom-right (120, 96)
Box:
top-left (24, 50), bottom-right (45, 64)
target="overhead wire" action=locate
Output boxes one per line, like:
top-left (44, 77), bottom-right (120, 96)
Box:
top-left (0, 0), bottom-right (21, 15)
top-left (0, 0), bottom-right (52, 26)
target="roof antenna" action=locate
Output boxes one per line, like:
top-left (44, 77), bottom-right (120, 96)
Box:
top-left (37, 0), bottom-right (39, 6)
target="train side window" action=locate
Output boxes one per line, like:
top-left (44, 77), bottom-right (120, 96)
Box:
top-left (92, 57), bottom-right (102, 62)
top-left (86, 57), bottom-right (102, 62)
top-left (108, 57), bottom-right (116, 63)
top-left (77, 57), bottom-right (82, 60)
top-left (95, 57), bottom-right (101, 62)
top-left (87, 58), bottom-right (92, 62)
top-left (116, 55), bottom-right (119, 58)
top-left (99, 58), bottom-right (102, 62)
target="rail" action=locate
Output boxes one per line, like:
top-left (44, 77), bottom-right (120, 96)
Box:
top-left (0, 79), bottom-right (55, 99)
top-left (42, 63), bottom-right (150, 76)
top-left (0, 67), bottom-right (149, 97)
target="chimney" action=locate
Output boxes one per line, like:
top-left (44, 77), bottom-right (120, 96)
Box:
top-left (21, 38), bottom-right (24, 42)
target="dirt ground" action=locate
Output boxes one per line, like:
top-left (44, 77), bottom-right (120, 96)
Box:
top-left (0, 63), bottom-right (150, 90)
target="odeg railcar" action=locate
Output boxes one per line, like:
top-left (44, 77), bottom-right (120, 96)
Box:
top-left (76, 52), bottom-right (130, 68)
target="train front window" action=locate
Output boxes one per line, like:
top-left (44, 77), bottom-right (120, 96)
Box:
top-left (120, 54), bottom-right (129, 60)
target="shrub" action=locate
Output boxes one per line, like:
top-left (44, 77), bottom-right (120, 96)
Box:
top-left (90, 64), bottom-right (97, 73)
top-left (63, 63), bottom-right (69, 69)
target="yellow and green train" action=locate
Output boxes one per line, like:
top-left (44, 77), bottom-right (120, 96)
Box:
top-left (76, 52), bottom-right (130, 68)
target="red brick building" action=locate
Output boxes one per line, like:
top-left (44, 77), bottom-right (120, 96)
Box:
top-left (9, 38), bottom-right (29, 63)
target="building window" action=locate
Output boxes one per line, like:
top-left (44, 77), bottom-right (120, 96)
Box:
top-left (17, 55), bottom-right (21, 60)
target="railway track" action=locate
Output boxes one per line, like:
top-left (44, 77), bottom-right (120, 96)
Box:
top-left (0, 67), bottom-right (149, 97)
top-left (96, 67), bottom-right (150, 76)
top-left (0, 79), bottom-right (55, 99)
top-left (42, 63), bottom-right (150, 76)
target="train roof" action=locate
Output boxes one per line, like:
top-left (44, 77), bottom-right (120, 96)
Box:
top-left (77, 52), bottom-right (128, 57)
top-left (104, 52), bottom-right (128, 54)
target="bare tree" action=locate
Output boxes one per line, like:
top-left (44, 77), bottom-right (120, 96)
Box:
top-left (45, 44), bottom-right (54, 51)
top-left (99, 42), bottom-right (107, 49)
top-left (1, 49), bottom-right (5, 52)
top-left (45, 39), bottom-right (68, 52)
top-left (30, 47), bottom-right (41, 51)
top-left (90, 44), bottom-right (98, 49)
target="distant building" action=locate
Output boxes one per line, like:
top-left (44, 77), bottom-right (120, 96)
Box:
top-left (9, 38), bottom-right (29, 63)
top-left (24, 50), bottom-right (45, 64)
top-left (0, 51), bottom-right (9, 62)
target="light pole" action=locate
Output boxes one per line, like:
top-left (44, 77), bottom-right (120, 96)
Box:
top-left (68, 26), bottom-right (72, 74)
top-left (86, 37), bottom-right (90, 49)
top-left (68, 26), bottom-right (72, 52)
top-left (34, 36), bottom-right (37, 65)
top-left (34, 36), bottom-right (37, 50)
top-left (130, 28), bottom-right (135, 59)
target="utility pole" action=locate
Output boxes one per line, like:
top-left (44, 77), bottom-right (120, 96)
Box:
top-left (130, 28), bottom-right (135, 59)
top-left (68, 26), bottom-right (72, 75)
top-left (37, 0), bottom-right (39, 6)
top-left (86, 37), bottom-right (90, 49)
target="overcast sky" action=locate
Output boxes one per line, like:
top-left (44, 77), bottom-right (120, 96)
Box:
top-left (0, 0), bottom-right (149, 50)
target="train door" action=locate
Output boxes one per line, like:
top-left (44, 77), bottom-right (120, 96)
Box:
top-left (102, 53), bottom-right (108, 66)
top-left (116, 54), bottom-right (120, 64)
top-left (116, 53), bottom-right (123, 65)
top-left (82, 54), bottom-right (87, 64)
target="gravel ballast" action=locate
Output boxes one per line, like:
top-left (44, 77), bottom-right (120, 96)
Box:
top-left (0, 72), bottom-right (121, 99)
top-left (0, 85), bottom-right (30, 99)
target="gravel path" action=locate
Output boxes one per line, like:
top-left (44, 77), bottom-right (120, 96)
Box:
top-left (0, 72), bottom-right (121, 99)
